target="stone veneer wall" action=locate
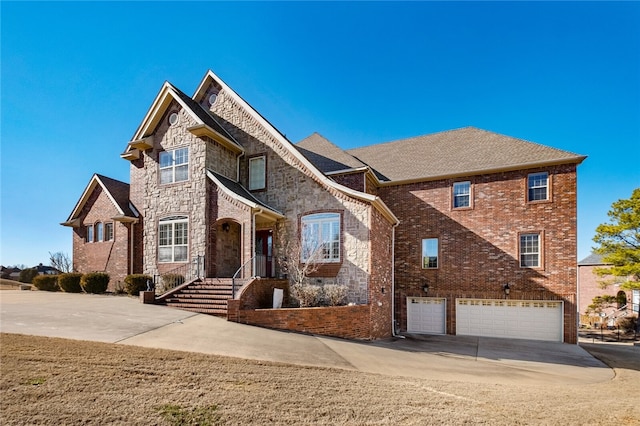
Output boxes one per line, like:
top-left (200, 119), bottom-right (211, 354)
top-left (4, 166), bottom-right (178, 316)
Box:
top-left (208, 90), bottom-right (379, 304)
top-left (72, 186), bottom-right (130, 291)
top-left (380, 164), bottom-right (579, 343)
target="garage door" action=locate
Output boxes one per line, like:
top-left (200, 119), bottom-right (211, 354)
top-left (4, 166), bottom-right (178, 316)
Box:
top-left (456, 299), bottom-right (563, 342)
top-left (407, 297), bottom-right (446, 334)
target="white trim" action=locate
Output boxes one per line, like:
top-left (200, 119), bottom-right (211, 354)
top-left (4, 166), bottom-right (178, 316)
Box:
top-left (206, 171), bottom-right (284, 219)
top-left (196, 70), bottom-right (399, 226)
top-left (65, 174), bottom-right (128, 222)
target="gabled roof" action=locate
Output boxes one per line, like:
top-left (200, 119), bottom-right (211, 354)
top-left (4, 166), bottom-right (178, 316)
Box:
top-left (61, 174), bottom-right (138, 227)
top-left (296, 133), bottom-right (366, 174)
top-left (207, 170), bottom-right (283, 220)
top-left (122, 81), bottom-right (243, 158)
top-left (347, 127), bottom-right (587, 183)
top-left (193, 70), bottom-right (399, 226)
top-left (578, 253), bottom-right (610, 266)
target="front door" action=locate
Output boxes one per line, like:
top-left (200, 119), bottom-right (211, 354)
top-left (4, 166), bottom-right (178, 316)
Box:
top-left (255, 230), bottom-right (273, 277)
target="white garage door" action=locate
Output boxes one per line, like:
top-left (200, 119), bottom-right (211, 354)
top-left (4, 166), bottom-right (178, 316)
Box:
top-left (456, 299), bottom-right (563, 342)
top-left (407, 297), bottom-right (446, 334)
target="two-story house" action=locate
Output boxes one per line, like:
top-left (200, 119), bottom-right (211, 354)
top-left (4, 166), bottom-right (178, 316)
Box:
top-left (63, 69), bottom-right (585, 343)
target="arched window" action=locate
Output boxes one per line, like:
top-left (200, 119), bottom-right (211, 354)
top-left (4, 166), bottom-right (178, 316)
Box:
top-left (96, 222), bottom-right (104, 242)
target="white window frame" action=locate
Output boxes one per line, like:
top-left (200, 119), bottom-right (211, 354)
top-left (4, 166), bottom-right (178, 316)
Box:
top-left (301, 213), bottom-right (340, 263)
top-left (105, 222), bottom-right (114, 241)
top-left (520, 233), bottom-right (541, 268)
top-left (96, 222), bottom-right (104, 242)
top-left (453, 181), bottom-right (471, 209)
top-left (158, 216), bottom-right (188, 263)
top-left (248, 155), bottom-right (266, 190)
top-left (422, 238), bottom-right (439, 269)
top-left (159, 147), bottom-right (189, 185)
top-left (527, 172), bottom-right (549, 202)
top-left (86, 224), bottom-right (94, 243)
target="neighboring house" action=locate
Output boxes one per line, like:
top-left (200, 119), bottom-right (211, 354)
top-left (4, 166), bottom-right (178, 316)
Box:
top-left (1, 266), bottom-right (22, 280)
top-left (62, 174), bottom-right (141, 291)
top-left (63, 69), bottom-right (586, 343)
top-left (578, 253), bottom-right (638, 326)
top-left (34, 263), bottom-right (60, 275)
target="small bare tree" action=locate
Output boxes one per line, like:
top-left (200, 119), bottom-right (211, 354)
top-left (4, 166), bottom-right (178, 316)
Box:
top-left (276, 221), bottom-right (325, 307)
top-left (49, 251), bottom-right (72, 273)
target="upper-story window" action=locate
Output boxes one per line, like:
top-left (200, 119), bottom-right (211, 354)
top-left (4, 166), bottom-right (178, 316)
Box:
top-left (422, 238), bottom-right (439, 269)
top-left (453, 181), bottom-right (471, 209)
top-left (527, 172), bottom-right (549, 202)
top-left (86, 224), bottom-right (94, 243)
top-left (301, 213), bottom-right (340, 263)
top-left (248, 155), bottom-right (266, 190)
top-left (159, 216), bottom-right (188, 262)
top-left (160, 147), bottom-right (189, 185)
top-left (105, 222), bottom-right (114, 241)
top-left (519, 233), bottom-right (541, 268)
top-left (96, 222), bottom-right (104, 242)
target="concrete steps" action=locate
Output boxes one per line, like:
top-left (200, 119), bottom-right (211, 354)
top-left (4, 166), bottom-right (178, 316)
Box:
top-left (162, 278), bottom-right (234, 317)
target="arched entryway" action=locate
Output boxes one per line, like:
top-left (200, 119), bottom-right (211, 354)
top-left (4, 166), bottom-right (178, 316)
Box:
top-left (616, 290), bottom-right (627, 309)
top-left (215, 220), bottom-right (241, 277)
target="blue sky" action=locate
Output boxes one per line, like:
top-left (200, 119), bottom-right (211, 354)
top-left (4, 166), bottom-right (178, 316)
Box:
top-left (1, 1), bottom-right (639, 268)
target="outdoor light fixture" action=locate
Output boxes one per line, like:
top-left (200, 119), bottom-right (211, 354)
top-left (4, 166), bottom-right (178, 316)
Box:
top-left (503, 283), bottom-right (511, 296)
top-left (422, 284), bottom-right (430, 293)
top-left (222, 222), bottom-right (230, 233)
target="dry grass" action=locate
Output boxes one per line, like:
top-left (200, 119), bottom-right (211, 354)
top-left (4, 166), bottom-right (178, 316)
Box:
top-left (1, 334), bottom-right (639, 425)
top-left (0, 278), bottom-right (29, 290)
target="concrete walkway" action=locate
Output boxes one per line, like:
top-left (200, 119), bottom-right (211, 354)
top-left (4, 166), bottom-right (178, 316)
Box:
top-left (0, 290), bottom-right (616, 386)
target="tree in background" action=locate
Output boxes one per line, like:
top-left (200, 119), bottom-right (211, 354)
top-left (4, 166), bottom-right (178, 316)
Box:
top-left (49, 252), bottom-right (72, 273)
top-left (593, 188), bottom-right (640, 291)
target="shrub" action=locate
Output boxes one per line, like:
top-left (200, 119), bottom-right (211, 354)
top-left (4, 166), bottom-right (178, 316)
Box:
top-left (113, 281), bottom-right (126, 295)
top-left (19, 268), bottom-right (39, 284)
top-left (81, 272), bottom-right (109, 294)
top-left (618, 316), bottom-right (638, 332)
top-left (161, 274), bottom-right (185, 293)
top-left (124, 274), bottom-right (152, 296)
top-left (323, 284), bottom-right (348, 306)
top-left (58, 273), bottom-right (83, 293)
top-left (32, 275), bottom-right (59, 291)
top-left (291, 284), bottom-right (322, 307)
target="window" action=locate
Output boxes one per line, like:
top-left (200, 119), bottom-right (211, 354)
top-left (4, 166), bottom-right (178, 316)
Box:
top-left (528, 172), bottom-right (548, 202)
top-left (86, 225), bottom-right (94, 243)
top-left (453, 181), bottom-right (471, 208)
top-left (520, 233), bottom-right (540, 267)
top-left (249, 155), bottom-right (266, 190)
top-left (301, 213), bottom-right (340, 263)
top-left (422, 238), bottom-right (439, 269)
top-left (96, 222), bottom-right (104, 242)
top-left (159, 216), bottom-right (188, 262)
top-left (105, 223), bottom-right (114, 241)
top-left (160, 147), bottom-right (189, 184)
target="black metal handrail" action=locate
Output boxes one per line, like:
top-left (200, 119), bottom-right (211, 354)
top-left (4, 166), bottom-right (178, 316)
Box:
top-left (155, 255), bottom-right (205, 294)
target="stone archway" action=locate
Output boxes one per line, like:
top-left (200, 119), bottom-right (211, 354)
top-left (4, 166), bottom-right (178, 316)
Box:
top-left (215, 220), bottom-right (241, 277)
top-left (616, 290), bottom-right (627, 309)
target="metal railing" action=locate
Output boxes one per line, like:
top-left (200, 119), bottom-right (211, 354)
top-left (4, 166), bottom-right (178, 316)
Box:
top-left (154, 255), bottom-right (205, 294)
top-left (231, 255), bottom-right (256, 299)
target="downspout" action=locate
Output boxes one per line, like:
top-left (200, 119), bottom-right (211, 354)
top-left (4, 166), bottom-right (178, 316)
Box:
top-left (391, 221), bottom-right (404, 338)
top-left (237, 152), bottom-right (245, 182)
top-left (129, 222), bottom-right (135, 275)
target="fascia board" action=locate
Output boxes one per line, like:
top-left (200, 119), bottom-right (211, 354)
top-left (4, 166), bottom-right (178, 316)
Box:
top-left (203, 69), bottom-right (398, 225)
top-left (66, 175), bottom-right (126, 223)
top-left (206, 171), bottom-right (284, 218)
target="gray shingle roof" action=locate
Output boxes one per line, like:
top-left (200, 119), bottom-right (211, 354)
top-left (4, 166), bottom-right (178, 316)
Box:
top-left (207, 170), bottom-right (281, 214)
top-left (95, 174), bottom-right (137, 218)
top-left (346, 127), bottom-right (586, 183)
top-left (296, 133), bottom-right (366, 173)
top-left (578, 253), bottom-right (609, 266)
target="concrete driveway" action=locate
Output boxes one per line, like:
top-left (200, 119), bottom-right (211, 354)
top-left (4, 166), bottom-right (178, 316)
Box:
top-left (0, 290), bottom-right (615, 386)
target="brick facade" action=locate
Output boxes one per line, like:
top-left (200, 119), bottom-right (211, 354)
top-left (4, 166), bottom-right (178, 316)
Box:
top-left (72, 186), bottom-right (131, 291)
top-left (380, 164), bottom-right (579, 343)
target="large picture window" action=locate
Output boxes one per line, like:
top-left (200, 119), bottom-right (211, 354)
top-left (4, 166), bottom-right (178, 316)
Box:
top-left (249, 155), bottom-right (266, 190)
top-left (301, 213), bottom-right (340, 263)
top-left (520, 233), bottom-right (541, 268)
top-left (527, 172), bottom-right (548, 202)
top-left (422, 238), bottom-right (439, 269)
top-left (160, 147), bottom-right (189, 185)
top-left (159, 216), bottom-right (188, 262)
